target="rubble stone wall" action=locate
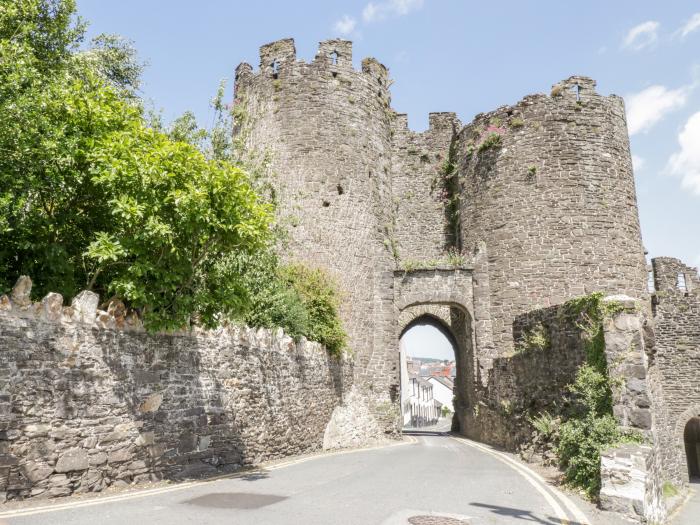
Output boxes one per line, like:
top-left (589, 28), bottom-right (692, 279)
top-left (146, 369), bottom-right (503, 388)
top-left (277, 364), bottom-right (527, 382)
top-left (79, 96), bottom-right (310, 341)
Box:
top-left (457, 76), bottom-right (648, 363)
top-left (461, 303), bottom-right (588, 450)
top-left (648, 257), bottom-right (700, 487)
top-left (0, 284), bottom-right (363, 501)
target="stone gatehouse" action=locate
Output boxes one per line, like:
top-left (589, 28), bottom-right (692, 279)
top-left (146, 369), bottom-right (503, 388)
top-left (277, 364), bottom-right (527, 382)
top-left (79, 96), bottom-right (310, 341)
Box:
top-left (233, 37), bottom-right (647, 425)
top-left (232, 38), bottom-right (700, 521)
top-left (1, 37), bottom-right (699, 524)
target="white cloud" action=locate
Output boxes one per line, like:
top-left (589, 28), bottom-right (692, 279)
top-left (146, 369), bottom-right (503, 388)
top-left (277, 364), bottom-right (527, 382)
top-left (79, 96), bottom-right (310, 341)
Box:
top-left (333, 15), bottom-right (357, 35)
top-left (667, 111), bottom-right (700, 196)
top-left (362, 0), bottom-right (424, 23)
top-left (625, 85), bottom-right (689, 135)
top-left (622, 21), bottom-right (659, 51)
top-left (632, 155), bottom-right (646, 172)
top-left (679, 12), bottom-right (700, 38)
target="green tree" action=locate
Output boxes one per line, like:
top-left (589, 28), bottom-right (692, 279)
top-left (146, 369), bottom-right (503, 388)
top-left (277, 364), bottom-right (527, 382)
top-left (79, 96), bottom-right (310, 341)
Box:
top-left (0, 0), bottom-right (273, 330)
top-left (0, 0), bottom-right (347, 351)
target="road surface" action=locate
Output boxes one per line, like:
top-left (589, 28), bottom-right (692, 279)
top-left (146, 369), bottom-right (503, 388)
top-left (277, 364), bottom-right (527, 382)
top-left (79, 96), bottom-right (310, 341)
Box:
top-left (0, 432), bottom-right (609, 525)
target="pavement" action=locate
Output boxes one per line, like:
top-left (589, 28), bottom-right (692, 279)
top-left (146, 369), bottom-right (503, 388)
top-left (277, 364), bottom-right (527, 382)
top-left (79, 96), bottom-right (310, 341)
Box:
top-left (0, 429), bottom-right (632, 525)
top-left (670, 482), bottom-right (700, 525)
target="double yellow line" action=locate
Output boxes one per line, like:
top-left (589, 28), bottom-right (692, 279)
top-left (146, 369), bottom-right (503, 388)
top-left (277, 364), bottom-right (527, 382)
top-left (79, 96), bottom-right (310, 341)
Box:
top-left (450, 435), bottom-right (590, 525)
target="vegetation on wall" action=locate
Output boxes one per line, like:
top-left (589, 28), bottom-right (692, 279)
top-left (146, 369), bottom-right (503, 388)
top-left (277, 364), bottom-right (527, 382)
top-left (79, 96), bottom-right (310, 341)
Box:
top-left (437, 133), bottom-right (461, 250)
top-left (399, 248), bottom-right (466, 272)
top-left (0, 0), bottom-right (346, 352)
top-left (515, 322), bottom-right (550, 354)
top-left (525, 293), bottom-right (642, 499)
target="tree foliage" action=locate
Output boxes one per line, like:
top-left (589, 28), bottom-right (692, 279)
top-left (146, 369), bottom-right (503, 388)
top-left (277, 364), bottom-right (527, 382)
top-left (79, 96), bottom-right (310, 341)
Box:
top-left (0, 0), bottom-right (347, 351)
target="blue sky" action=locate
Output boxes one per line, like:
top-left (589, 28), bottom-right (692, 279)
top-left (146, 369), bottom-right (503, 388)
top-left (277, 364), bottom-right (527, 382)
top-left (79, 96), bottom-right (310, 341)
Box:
top-left (77, 0), bottom-right (700, 274)
top-left (402, 324), bottom-right (454, 360)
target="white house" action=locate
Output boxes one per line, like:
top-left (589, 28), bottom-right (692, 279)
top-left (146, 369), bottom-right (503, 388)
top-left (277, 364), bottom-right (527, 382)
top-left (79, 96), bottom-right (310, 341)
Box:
top-left (427, 376), bottom-right (454, 413)
top-left (399, 340), bottom-right (440, 427)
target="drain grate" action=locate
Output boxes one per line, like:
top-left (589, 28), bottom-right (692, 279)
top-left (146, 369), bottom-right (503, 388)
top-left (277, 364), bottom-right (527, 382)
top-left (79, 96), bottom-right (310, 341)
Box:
top-left (408, 516), bottom-right (470, 525)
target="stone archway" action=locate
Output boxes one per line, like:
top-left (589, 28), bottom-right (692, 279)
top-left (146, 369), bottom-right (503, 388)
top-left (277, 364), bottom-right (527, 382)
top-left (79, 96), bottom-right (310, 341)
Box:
top-left (684, 417), bottom-right (700, 481)
top-left (391, 267), bottom-right (477, 434)
top-left (673, 405), bottom-right (700, 483)
top-left (399, 309), bottom-right (461, 430)
top-left (396, 304), bottom-right (475, 434)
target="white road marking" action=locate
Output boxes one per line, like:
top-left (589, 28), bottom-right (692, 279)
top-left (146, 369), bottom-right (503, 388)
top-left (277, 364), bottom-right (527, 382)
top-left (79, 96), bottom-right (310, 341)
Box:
top-left (451, 436), bottom-right (590, 525)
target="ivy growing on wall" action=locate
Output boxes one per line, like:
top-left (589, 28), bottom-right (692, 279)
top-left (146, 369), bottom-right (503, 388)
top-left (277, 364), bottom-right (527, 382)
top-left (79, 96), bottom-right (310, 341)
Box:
top-left (439, 133), bottom-right (461, 251)
top-left (555, 293), bottom-right (642, 499)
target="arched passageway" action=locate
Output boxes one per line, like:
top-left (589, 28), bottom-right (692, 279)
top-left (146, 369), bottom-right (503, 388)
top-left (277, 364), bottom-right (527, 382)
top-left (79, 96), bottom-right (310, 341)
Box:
top-left (684, 417), bottom-right (700, 481)
top-left (399, 314), bottom-right (460, 431)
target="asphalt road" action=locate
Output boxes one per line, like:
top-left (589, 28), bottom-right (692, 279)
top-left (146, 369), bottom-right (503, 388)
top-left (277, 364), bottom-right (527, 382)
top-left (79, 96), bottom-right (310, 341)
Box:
top-left (0, 433), bottom-right (600, 525)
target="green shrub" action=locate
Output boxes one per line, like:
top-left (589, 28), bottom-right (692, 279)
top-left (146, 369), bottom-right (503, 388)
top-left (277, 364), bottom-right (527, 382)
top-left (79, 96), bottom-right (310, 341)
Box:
top-left (557, 414), bottom-right (623, 498)
top-left (528, 411), bottom-right (558, 439)
top-left (477, 132), bottom-right (502, 153)
top-left (662, 481), bottom-right (679, 498)
top-left (222, 252), bottom-right (347, 354)
top-left (281, 264), bottom-right (347, 355)
top-left (548, 293), bottom-right (636, 499)
top-left (515, 322), bottom-right (549, 353)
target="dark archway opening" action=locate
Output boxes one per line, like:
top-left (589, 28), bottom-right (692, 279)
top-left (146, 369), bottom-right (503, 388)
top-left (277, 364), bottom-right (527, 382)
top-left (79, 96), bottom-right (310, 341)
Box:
top-left (399, 315), bottom-right (459, 432)
top-left (684, 416), bottom-right (700, 482)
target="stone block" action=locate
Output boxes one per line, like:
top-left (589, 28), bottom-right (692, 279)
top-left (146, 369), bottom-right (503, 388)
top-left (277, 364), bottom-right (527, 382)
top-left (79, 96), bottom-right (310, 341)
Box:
top-left (10, 276), bottom-right (32, 307)
top-left (55, 448), bottom-right (89, 473)
top-left (139, 393), bottom-right (163, 413)
top-left (135, 432), bottom-right (155, 447)
top-left (89, 452), bottom-right (107, 466)
top-left (71, 290), bottom-right (99, 324)
top-left (23, 461), bottom-right (54, 482)
top-left (0, 295), bottom-right (11, 311)
top-left (40, 293), bottom-right (63, 321)
top-left (107, 447), bottom-right (133, 464)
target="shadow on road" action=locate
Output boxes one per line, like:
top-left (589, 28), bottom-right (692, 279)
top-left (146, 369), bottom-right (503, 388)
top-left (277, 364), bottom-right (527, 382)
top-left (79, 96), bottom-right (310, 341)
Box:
top-left (237, 470), bottom-right (271, 482)
top-left (182, 492), bottom-right (287, 509)
top-left (469, 502), bottom-right (585, 525)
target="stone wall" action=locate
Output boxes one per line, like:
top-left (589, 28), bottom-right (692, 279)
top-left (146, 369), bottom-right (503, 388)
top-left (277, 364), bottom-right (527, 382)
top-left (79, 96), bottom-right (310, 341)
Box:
top-left (460, 302), bottom-right (589, 449)
top-left (647, 257), bottom-right (700, 487)
top-left (457, 76), bottom-right (648, 362)
top-left (0, 281), bottom-right (370, 501)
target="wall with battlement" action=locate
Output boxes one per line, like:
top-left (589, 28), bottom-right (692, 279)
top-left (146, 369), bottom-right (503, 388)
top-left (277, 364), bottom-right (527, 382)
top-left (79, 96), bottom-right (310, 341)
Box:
top-left (647, 257), bottom-right (700, 486)
top-left (0, 279), bottom-right (374, 501)
top-left (234, 39), bottom-right (397, 413)
top-left (233, 40), bottom-right (650, 436)
top-left (390, 112), bottom-right (461, 263)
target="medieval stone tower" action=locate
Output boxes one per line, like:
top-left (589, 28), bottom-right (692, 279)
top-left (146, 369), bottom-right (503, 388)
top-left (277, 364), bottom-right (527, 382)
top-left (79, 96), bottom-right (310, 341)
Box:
top-left (233, 38), bottom-right (649, 430)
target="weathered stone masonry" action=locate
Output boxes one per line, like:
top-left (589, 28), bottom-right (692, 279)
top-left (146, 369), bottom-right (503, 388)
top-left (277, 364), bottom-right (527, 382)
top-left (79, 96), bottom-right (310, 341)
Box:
top-left (647, 258), bottom-right (700, 486)
top-left (0, 281), bottom-right (370, 501)
top-left (233, 39), bottom-right (648, 429)
top-left (233, 38), bottom-right (700, 522)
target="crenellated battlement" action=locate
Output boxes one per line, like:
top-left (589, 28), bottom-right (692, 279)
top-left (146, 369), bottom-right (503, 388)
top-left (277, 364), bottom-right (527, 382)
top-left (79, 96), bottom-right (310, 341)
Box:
top-left (259, 37), bottom-right (296, 71)
top-left (235, 38), bottom-right (388, 86)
